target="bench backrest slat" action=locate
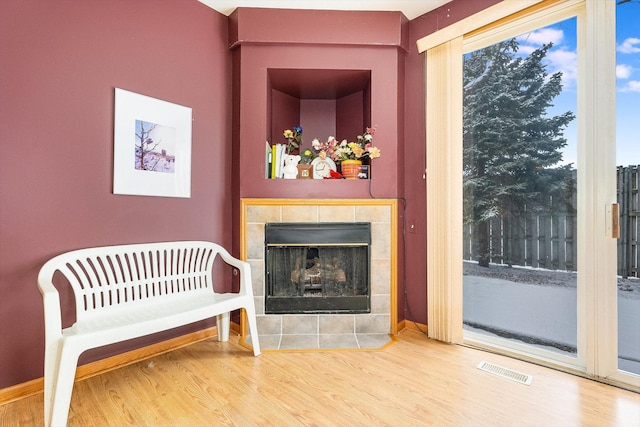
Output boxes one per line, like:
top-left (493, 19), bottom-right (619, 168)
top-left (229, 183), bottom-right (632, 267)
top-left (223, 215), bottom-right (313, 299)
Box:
top-left (43, 242), bottom-right (221, 322)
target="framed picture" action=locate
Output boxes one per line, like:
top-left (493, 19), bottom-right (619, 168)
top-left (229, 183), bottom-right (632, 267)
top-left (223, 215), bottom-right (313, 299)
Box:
top-left (358, 164), bottom-right (370, 179)
top-left (297, 164), bottom-right (313, 179)
top-left (113, 88), bottom-right (192, 197)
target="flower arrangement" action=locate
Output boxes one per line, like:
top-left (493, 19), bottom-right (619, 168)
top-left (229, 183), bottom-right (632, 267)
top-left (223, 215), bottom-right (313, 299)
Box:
top-left (283, 125), bottom-right (302, 154)
top-left (299, 147), bottom-right (315, 164)
top-left (311, 127), bottom-right (381, 162)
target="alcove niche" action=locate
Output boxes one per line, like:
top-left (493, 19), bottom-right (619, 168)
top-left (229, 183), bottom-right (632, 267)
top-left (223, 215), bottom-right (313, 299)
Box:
top-left (268, 69), bottom-right (372, 155)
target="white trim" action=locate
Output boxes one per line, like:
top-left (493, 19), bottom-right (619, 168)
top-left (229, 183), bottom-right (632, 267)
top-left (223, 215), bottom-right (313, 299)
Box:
top-left (462, 1), bottom-right (582, 53)
top-left (416, 0), bottom-right (543, 53)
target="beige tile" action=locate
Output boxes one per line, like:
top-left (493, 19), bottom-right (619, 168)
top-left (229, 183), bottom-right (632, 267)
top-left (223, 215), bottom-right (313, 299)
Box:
top-left (319, 334), bottom-right (359, 349)
top-left (246, 205), bottom-right (281, 223)
top-left (249, 260), bottom-right (264, 296)
top-left (282, 205), bottom-right (318, 222)
top-left (280, 334), bottom-right (318, 350)
top-left (355, 314), bottom-right (390, 334)
top-left (319, 315), bottom-right (355, 334)
top-left (356, 333), bottom-right (392, 349)
top-left (249, 334), bottom-right (280, 350)
top-left (246, 223), bottom-right (265, 260)
top-left (253, 296), bottom-right (264, 315)
top-left (370, 259), bottom-right (391, 295)
top-left (318, 205), bottom-right (355, 222)
top-left (370, 294), bottom-right (390, 314)
top-left (256, 315), bottom-right (282, 335)
top-left (282, 315), bottom-right (318, 334)
top-left (370, 222), bottom-right (391, 259)
top-left (355, 205), bottom-right (390, 223)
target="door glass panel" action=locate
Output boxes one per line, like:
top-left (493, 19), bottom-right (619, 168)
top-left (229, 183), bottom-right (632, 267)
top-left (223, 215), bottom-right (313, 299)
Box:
top-left (462, 18), bottom-right (578, 359)
top-left (616, 1), bottom-right (640, 375)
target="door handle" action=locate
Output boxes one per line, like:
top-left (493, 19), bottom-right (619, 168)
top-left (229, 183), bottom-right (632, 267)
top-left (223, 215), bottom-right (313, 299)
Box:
top-left (611, 203), bottom-right (620, 239)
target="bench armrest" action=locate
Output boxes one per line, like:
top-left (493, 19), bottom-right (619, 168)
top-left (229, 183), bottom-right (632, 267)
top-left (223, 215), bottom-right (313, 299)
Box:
top-left (215, 245), bottom-right (254, 296)
top-left (37, 265), bottom-right (63, 345)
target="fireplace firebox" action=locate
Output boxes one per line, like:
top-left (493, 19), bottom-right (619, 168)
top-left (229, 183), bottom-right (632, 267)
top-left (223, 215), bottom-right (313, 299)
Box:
top-left (265, 223), bottom-right (371, 314)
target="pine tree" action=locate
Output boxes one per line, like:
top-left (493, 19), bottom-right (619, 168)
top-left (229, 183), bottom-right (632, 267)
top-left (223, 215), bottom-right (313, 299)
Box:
top-left (463, 38), bottom-right (575, 268)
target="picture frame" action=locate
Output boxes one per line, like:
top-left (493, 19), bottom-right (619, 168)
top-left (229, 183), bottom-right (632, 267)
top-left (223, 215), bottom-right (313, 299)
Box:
top-left (358, 164), bottom-right (370, 179)
top-left (297, 164), bottom-right (313, 179)
top-left (113, 88), bottom-right (192, 198)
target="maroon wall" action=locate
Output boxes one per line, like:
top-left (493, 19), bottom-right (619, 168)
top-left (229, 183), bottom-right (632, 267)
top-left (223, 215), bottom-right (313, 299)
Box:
top-left (0, 0), bottom-right (232, 388)
top-left (0, 0), bottom-right (505, 391)
top-left (230, 9), bottom-right (409, 327)
top-left (403, 0), bottom-right (503, 324)
top-left (302, 99), bottom-right (337, 143)
top-left (271, 90), bottom-right (300, 146)
top-left (231, 9), bottom-right (407, 200)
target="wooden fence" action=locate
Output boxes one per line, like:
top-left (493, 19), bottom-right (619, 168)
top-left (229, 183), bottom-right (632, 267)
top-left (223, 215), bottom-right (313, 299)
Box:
top-left (463, 207), bottom-right (577, 272)
top-left (463, 165), bottom-right (639, 277)
top-left (617, 165), bottom-right (639, 278)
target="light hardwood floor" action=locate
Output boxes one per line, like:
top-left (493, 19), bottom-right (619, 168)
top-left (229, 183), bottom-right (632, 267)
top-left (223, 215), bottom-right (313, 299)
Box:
top-left (1, 329), bottom-right (638, 426)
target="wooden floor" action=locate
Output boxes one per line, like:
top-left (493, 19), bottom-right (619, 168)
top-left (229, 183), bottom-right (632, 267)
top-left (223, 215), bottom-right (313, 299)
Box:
top-left (2, 329), bottom-right (639, 426)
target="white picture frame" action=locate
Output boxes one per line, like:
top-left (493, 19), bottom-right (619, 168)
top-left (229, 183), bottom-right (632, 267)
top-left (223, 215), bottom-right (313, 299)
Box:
top-left (113, 88), bottom-right (192, 198)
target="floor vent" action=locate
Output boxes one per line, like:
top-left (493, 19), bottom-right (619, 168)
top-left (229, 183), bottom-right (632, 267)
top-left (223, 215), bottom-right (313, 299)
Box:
top-left (477, 361), bottom-right (533, 385)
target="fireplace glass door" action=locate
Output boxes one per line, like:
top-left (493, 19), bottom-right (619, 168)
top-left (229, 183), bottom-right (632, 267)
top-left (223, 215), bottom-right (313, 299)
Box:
top-left (265, 223), bottom-right (371, 314)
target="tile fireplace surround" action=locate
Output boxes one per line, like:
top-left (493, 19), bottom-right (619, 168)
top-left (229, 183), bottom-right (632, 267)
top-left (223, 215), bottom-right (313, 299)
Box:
top-left (240, 198), bottom-right (398, 350)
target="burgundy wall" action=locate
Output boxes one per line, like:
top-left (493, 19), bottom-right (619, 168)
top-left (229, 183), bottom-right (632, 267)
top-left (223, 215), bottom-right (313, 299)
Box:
top-left (230, 9), bottom-right (408, 326)
top-left (302, 100), bottom-right (337, 143)
top-left (229, 7), bottom-right (409, 49)
top-left (0, 0), bottom-right (232, 388)
top-left (0, 0), bottom-right (505, 391)
top-left (336, 92), bottom-right (365, 143)
top-left (403, 0), bottom-right (503, 324)
top-left (231, 9), bottom-right (407, 200)
top-left (271, 90), bottom-right (300, 146)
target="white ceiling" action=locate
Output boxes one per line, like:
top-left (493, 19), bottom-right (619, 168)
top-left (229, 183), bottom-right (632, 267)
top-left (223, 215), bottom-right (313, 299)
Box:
top-left (199, 0), bottom-right (451, 20)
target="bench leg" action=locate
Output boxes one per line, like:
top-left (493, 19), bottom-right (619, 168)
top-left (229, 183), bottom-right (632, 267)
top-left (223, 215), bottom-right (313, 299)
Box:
top-left (216, 312), bottom-right (230, 342)
top-left (244, 304), bottom-right (261, 356)
top-left (46, 342), bottom-right (81, 427)
top-left (43, 341), bottom-right (63, 427)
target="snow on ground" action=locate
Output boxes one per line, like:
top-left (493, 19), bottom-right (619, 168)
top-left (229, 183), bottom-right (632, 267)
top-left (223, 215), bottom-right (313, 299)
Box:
top-left (463, 261), bottom-right (640, 374)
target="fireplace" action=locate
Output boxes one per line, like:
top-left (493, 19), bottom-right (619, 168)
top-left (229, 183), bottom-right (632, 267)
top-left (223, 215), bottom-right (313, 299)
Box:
top-left (241, 198), bottom-right (398, 347)
top-left (265, 223), bottom-right (371, 314)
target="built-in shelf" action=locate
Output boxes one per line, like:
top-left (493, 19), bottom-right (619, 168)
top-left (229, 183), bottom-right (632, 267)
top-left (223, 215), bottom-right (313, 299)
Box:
top-left (269, 68), bottom-right (372, 151)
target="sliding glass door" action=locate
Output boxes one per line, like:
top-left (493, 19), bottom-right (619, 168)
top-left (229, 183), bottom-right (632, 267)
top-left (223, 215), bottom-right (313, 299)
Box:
top-left (615, 0), bottom-right (640, 377)
top-left (462, 17), bottom-right (579, 365)
top-left (421, 0), bottom-right (639, 390)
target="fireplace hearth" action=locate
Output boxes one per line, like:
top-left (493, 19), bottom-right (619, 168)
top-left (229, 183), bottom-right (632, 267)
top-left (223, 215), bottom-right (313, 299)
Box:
top-left (265, 223), bottom-right (371, 314)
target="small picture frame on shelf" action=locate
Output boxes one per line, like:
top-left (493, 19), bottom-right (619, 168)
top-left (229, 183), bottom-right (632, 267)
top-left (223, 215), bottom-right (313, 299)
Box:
top-left (358, 164), bottom-right (370, 179)
top-left (297, 164), bottom-right (313, 179)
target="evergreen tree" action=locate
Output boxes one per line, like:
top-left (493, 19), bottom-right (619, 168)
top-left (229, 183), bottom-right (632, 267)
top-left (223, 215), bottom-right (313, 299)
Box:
top-left (463, 38), bottom-right (575, 268)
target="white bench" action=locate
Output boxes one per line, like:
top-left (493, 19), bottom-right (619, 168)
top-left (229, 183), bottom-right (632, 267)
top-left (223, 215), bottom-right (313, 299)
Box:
top-left (37, 241), bottom-right (261, 427)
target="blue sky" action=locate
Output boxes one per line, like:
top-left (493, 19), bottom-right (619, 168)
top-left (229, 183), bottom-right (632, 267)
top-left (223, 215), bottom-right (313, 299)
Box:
top-left (513, 3), bottom-right (638, 167)
top-left (615, 1), bottom-right (640, 166)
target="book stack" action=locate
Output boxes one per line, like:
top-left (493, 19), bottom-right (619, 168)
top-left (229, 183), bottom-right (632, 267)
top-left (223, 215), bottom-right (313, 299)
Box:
top-left (265, 142), bottom-right (288, 179)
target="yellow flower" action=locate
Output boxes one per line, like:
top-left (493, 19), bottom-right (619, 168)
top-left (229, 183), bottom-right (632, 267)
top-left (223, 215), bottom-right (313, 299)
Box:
top-left (283, 129), bottom-right (294, 139)
top-left (351, 145), bottom-right (366, 158)
top-left (368, 147), bottom-right (381, 159)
